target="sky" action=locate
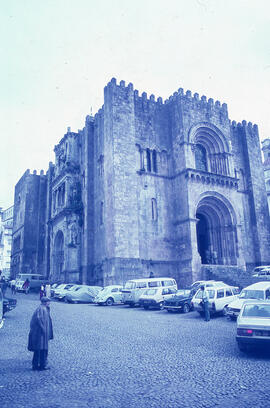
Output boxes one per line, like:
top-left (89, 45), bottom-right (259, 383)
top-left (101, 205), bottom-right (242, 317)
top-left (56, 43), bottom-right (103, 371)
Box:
top-left (1, 0), bottom-right (270, 209)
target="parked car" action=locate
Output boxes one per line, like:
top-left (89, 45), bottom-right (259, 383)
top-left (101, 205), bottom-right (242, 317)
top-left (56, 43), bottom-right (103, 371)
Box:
top-left (227, 282), bottom-right (270, 320)
top-left (252, 266), bottom-right (270, 280)
top-left (53, 284), bottom-right (77, 301)
top-left (192, 283), bottom-right (238, 316)
top-left (3, 296), bottom-right (17, 315)
top-left (0, 288), bottom-right (4, 329)
top-left (15, 274), bottom-right (48, 292)
top-left (236, 301), bottom-right (270, 352)
top-left (164, 289), bottom-right (195, 313)
top-left (139, 287), bottom-right (177, 310)
top-left (122, 277), bottom-right (177, 307)
top-left (50, 283), bottom-right (62, 297)
top-left (94, 285), bottom-right (123, 306)
top-left (66, 286), bottom-right (102, 303)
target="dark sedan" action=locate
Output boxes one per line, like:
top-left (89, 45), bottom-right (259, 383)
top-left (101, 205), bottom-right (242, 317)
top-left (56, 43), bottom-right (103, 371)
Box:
top-left (3, 296), bottom-right (17, 315)
top-left (164, 289), bottom-right (195, 313)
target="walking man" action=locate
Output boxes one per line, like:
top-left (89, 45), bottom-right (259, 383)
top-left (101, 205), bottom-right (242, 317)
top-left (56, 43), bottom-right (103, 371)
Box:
top-left (28, 296), bottom-right (53, 370)
top-left (201, 285), bottom-right (210, 322)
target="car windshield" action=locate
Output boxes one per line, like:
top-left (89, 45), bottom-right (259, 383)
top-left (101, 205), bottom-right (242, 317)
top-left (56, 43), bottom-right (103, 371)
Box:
top-left (65, 285), bottom-right (75, 290)
top-left (195, 290), bottom-right (215, 299)
top-left (176, 290), bottom-right (190, 297)
top-left (99, 287), bottom-right (112, 294)
top-left (124, 282), bottom-right (136, 289)
top-left (242, 304), bottom-right (270, 318)
top-left (143, 289), bottom-right (157, 296)
top-left (239, 290), bottom-right (264, 300)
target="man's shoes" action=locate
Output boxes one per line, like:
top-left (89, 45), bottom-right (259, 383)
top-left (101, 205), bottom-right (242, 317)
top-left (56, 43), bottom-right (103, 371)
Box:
top-left (39, 366), bottom-right (51, 370)
top-left (32, 366), bottom-right (39, 371)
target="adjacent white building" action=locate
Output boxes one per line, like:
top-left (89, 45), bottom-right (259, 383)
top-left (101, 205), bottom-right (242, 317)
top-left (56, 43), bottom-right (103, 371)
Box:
top-left (0, 206), bottom-right (13, 279)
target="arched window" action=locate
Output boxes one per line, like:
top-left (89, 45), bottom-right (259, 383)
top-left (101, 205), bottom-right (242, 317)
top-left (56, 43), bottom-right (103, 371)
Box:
top-left (146, 149), bottom-right (151, 172)
top-left (152, 150), bottom-right (157, 173)
top-left (151, 198), bottom-right (157, 221)
top-left (100, 201), bottom-right (104, 225)
top-left (195, 144), bottom-right (207, 172)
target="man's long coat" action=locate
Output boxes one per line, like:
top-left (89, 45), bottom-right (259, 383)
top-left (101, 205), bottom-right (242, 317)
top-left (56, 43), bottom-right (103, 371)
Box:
top-left (28, 304), bottom-right (53, 351)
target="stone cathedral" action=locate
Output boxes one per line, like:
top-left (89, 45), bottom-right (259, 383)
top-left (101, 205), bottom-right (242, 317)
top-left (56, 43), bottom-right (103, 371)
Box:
top-left (11, 78), bottom-right (270, 287)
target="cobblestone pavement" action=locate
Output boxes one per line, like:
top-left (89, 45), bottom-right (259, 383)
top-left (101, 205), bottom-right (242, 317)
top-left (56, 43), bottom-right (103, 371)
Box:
top-left (1, 291), bottom-right (270, 408)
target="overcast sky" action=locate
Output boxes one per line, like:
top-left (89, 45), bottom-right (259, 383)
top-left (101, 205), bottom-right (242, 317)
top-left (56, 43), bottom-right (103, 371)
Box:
top-left (1, 0), bottom-right (270, 209)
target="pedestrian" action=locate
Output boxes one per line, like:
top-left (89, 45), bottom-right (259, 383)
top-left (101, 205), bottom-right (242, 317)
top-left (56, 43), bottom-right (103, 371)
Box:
top-left (149, 271), bottom-right (155, 278)
top-left (40, 284), bottom-right (45, 300)
top-left (27, 296), bottom-right (53, 371)
top-left (1, 279), bottom-right (8, 296)
top-left (22, 278), bottom-right (30, 294)
top-left (45, 283), bottom-right (51, 298)
top-left (200, 285), bottom-right (210, 322)
top-left (11, 280), bottom-right (16, 295)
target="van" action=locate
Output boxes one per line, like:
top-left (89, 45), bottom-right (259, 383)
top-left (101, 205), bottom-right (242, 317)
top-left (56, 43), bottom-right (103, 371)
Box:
top-left (0, 288), bottom-right (4, 328)
top-left (252, 266), bottom-right (270, 280)
top-left (15, 274), bottom-right (48, 293)
top-left (227, 281), bottom-right (270, 320)
top-left (192, 283), bottom-right (238, 316)
top-left (122, 277), bottom-right (177, 307)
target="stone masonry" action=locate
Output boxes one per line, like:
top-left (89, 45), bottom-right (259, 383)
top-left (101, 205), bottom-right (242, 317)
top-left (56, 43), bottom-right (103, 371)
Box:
top-left (11, 79), bottom-right (270, 287)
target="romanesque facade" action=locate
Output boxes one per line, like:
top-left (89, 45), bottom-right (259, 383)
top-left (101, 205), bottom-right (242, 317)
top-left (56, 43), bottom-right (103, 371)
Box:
top-left (11, 79), bottom-right (270, 287)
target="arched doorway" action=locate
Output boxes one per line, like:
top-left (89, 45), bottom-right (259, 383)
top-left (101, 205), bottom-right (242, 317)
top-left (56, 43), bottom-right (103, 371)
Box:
top-left (196, 196), bottom-right (237, 265)
top-left (53, 230), bottom-right (64, 280)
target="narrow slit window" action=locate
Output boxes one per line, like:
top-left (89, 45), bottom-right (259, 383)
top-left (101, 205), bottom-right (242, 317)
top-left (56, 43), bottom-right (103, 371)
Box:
top-left (100, 201), bottom-right (104, 225)
top-left (146, 149), bottom-right (151, 172)
top-left (152, 150), bottom-right (157, 173)
top-left (151, 198), bottom-right (157, 221)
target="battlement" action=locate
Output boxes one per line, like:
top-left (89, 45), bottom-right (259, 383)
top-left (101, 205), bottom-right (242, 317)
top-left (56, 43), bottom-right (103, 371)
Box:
top-left (105, 78), bottom-right (164, 106)
top-left (231, 120), bottom-right (258, 134)
top-left (164, 88), bottom-right (228, 117)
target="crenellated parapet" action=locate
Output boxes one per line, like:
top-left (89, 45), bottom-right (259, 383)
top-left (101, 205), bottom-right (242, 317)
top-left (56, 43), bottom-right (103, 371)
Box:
top-left (164, 87), bottom-right (228, 121)
top-left (231, 120), bottom-right (258, 135)
top-left (104, 77), bottom-right (164, 111)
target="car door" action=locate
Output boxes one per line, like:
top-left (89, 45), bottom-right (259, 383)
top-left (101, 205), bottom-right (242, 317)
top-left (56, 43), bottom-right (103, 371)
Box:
top-left (225, 287), bottom-right (235, 306)
top-left (162, 288), bottom-right (174, 301)
top-left (215, 288), bottom-right (225, 311)
top-left (111, 288), bottom-right (121, 303)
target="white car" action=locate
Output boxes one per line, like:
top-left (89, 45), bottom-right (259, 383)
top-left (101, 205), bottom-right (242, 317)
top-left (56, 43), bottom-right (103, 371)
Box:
top-left (94, 285), bottom-right (123, 306)
top-left (192, 283), bottom-right (238, 316)
top-left (236, 301), bottom-right (270, 352)
top-left (53, 284), bottom-right (77, 300)
top-left (66, 286), bottom-right (102, 303)
top-left (227, 282), bottom-right (270, 320)
top-left (139, 287), bottom-right (177, 310)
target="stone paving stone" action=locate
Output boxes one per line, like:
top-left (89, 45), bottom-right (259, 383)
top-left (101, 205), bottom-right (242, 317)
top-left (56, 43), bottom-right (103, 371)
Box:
top-left (0, 292), bottom-right (270, 408)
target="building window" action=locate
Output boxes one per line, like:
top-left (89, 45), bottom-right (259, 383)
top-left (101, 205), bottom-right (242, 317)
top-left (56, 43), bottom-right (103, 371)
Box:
top-left (146, 149), bottom-right (151, 172)
top-left (152, 150), bottom-right (157, 173)
top-left (100, 201), bottom-right (104, 225)
top-left (195, 144), bottom-right (207, 172)
top-left (151, 198), bottom-right (157, 221)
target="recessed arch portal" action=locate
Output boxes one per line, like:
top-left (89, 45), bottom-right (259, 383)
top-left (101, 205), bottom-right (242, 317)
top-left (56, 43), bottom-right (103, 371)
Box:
top-left (53, 230), bottom-right (64, 280)
top-left (189, 122), bottom-right (231, 176)
top-left (196, 196), bottom-right (238, 265)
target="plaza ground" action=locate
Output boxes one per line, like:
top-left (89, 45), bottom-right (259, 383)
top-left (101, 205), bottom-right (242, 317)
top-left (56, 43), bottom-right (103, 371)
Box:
top-left (1, 291), bottom-right (270, 408)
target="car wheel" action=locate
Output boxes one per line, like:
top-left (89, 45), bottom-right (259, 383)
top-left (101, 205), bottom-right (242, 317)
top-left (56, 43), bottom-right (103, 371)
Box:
top-left (222, 305), bottom-right (228, 316)
top-left (143, 305), bottom-right (149, 310)
top-left (183, 303), bottom-right (190, 313)
top-left (106, 297), bottom-right (114, 306)
top-left (159, 302), bottom-right (164, 310)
